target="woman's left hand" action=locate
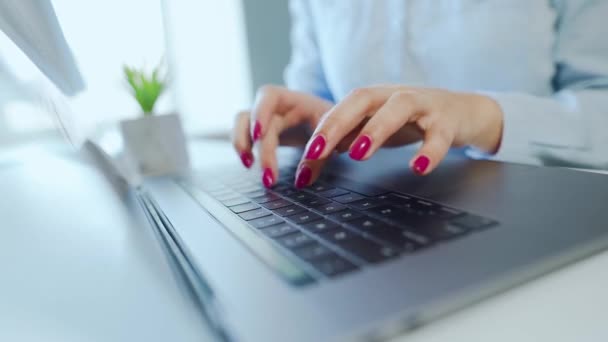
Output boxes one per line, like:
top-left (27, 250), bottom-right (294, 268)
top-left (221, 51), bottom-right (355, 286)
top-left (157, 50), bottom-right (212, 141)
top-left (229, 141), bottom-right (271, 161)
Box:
top-left (294, 85), bottom-right (504, 188)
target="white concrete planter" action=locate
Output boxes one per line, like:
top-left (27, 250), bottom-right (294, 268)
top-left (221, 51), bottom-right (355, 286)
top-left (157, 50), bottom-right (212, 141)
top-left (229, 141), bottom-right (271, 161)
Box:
top-left (120, 113), bottom-right (190, 176)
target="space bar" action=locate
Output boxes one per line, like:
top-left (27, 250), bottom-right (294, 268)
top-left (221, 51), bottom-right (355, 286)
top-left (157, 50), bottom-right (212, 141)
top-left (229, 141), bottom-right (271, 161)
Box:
top-left (178, 180), bottom-right (316, 287)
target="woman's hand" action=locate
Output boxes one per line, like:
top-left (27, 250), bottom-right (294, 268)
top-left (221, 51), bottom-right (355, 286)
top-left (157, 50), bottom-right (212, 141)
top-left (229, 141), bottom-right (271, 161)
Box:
top-left (294, 85), bottom-right (504, 188)
top-left (232, 85), bottom-right (333, 187)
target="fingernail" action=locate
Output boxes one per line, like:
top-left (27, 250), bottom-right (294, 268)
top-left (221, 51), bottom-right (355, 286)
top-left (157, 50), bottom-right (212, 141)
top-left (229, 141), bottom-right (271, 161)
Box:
top-left (239, 151), bottom-right (253, 168)
top-left (252, 121), bottom-right (262, 142)
top-left (412, 155), bottom-right (430, 175)
top-left (262, 168), bottom-right (274, 188)
top-left (349, 135), bottom-right (372, 161)
top-left (305, 135), bottom-right (326, 160)
top-left (294, 165), bottom-right (312, 189)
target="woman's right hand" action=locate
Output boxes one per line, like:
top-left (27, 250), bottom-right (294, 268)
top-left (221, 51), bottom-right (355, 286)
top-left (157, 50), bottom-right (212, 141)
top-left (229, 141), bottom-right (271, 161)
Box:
top-left (232, 85), bottom-right (333, 188)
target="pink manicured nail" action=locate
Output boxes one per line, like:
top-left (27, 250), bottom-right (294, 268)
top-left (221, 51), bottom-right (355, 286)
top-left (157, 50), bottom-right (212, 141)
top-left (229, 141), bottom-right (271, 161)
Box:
top-left (252, 121), bottom-right (262, 142)
top-left (294, 165), bottom-right (312, 189)
top-left (412, 155), bottom-right (430, 175)
top-left (305, 135), bottom-right (326, 160)
top-left (239, 151), bottom-right (254, 168)
top-left (349, 135), bottom-right (372, 161)
top-left (262, 168), bottom-right (274, 188)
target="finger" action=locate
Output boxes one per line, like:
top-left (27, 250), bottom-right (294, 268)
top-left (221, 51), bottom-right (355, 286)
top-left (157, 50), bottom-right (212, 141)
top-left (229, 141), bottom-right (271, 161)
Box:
top-left (303, 87), bottom-right (393, 160)
top-left (232, 110), bottom-right (254, 168)
top-left (250, 85), bottom-right (292, 142)
top-left (257, 114), bottom-right (289, 188)
top-left (294, 158), bottom-right (328, 189)
top-left (335, 130), bottom-right (359, 154)
top-left (336, 120), bottom-right (368, 153)
top-left (347, 91), bottom-right (421, 161)
top-left (409, 123), bottom-right (455, 175)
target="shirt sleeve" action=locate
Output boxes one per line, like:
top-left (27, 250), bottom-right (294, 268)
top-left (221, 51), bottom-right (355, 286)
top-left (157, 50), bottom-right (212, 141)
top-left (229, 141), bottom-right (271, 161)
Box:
top-left (283, 0), bottom-right (333, 101)
top-left (477, 0), bottom-right (608, 169)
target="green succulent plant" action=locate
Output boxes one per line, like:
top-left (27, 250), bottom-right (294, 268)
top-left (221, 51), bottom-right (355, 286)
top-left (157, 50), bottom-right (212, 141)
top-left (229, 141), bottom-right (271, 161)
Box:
top-left (123, 62), bottom-right (166, 115)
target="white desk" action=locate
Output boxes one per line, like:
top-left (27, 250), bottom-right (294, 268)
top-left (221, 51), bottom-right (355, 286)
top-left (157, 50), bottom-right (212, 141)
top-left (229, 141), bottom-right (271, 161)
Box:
top-left (1, 138), bottom-right (607, 342)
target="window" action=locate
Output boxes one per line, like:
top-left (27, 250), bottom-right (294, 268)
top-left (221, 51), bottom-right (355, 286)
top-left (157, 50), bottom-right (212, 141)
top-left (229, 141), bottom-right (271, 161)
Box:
top-left (0, 0), bottom-right (252, 145)
top-left (163, 0), bottom-right (252, 134)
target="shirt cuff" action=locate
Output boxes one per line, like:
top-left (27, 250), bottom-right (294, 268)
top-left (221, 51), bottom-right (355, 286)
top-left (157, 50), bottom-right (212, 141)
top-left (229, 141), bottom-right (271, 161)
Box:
top-left (470, 92), bottom-right (547, 165)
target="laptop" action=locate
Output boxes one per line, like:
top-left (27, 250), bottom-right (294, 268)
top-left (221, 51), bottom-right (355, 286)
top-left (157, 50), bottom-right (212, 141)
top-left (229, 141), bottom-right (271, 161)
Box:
top-left (138, 144), bottom-right (608, 341)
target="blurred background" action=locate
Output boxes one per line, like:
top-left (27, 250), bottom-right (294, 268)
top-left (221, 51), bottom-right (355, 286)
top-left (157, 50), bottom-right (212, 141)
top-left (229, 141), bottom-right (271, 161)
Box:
top-left (0, 0), bottom-right (290, 145)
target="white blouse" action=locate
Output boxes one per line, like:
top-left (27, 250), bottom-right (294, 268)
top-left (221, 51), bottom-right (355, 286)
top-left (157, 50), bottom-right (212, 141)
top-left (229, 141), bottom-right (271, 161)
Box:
top-left (284, 0), bottom-right (608, 169)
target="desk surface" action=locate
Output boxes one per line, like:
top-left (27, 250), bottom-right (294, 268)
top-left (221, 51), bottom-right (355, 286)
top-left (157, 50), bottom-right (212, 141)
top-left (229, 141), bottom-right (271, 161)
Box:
top-left (1, 138), bottom-right (607, 342)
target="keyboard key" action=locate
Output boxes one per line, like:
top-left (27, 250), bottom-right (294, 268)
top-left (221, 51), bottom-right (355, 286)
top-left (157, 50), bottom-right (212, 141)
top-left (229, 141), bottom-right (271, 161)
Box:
top-left (220, 197), bottom-right (250, 207)
top-left (361, 225), bottom-right (421, 251)
top-left (261, 199), bottom-right (292, 210)
top-left (451, 215), bottom-right (497, 230)
top-left (244, 189), bottom-right (271, 198)
top-left (239, 186), bottom-right (265, 194)
top-left (278, 232), bottom-right (315, 249)
top-left (332, 192), bottom-right (365, 204)
top-left (285, 211), bottom-right (323, 225)
top-left (409, 199), bottom-right (441, 214)
top-left (388, 208), bottom-right (444, 229)
top-left (317, 187), bottom-right (350, 198)
top-left (432, 223), bottom-right (469, 240)
top-left (399, 228), bottom-right (433, 245)
top-left (306, 183), bottom-right (335, 193)
top-left (413, 223), bottom-right (469, 241)
top-left (259, 223), bottom-right (298, 238)
top-left (248, 215), bottom-right (285, 229)
top-left (286, 191), bottom-right (314, 202)
top-left (366, 205), bottom-right (401, 220)
top-left (238, 208), bottom-right (271, 221)
top-left (274, 186), bottom-right (298, 196)
top-left (438, 206), bottom-right (464, 219)
top-left (389, 210), bottom-right (468, 243)
top-left (329, 177), bottom-right (388, 197)
top-left (337, 237), bottom-right (400, 263)
top-left (377, 193), bottom-right (410, 201)
top-left (214, 192), bottom-right (241, 202)
top-left (250, 193), bottom-right (281, 204)
top-left (420, 208), bottom-right (446, 219)
top-left (328, 209), bottom-right (364, 222)
top-left (273, 205), bottom-right (306, 217)
top-left (377, 193), bottom-right (415, 207)
top-left (320, 228), bottom-right (359, 244)
top-left (414, 199), bottom-right (435, 208)
top-left (302, 219), bottom-right (340, 234)
top-left (312, 202), bottom-right (347, 215)
top-left (311, 255), bottom-right (358, 277)
top-left (229, 202), bottom-right (260, 213)
top-left (293, 243), bottom-right (333, 261)
top-left (344, 216), bottom-right (429, 247)
top-left (346, 217), bottom-right (389, 232)
top-left (349, 198), bottom-right (389, 211)
top-left (272, 180), bottom-right (291, 189)
top-left (299, 196), bottom-right (331, 207)
top-left (370, 205), bottom-right (444, 224)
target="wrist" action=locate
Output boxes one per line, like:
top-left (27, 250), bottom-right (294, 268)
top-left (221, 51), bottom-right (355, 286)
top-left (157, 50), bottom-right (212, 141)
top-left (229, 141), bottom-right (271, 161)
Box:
top-left (470, 94), bottom-right (504, 154)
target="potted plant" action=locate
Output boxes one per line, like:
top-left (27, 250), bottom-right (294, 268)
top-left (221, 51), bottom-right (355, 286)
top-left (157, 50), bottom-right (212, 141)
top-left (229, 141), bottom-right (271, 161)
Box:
top-left (120, 63), bottom-right (190, 175)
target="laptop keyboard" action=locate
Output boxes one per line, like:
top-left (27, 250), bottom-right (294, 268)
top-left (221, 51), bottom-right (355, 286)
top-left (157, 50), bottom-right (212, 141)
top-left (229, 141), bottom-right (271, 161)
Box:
top-left (178, 168), bottom-right (498, 286)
